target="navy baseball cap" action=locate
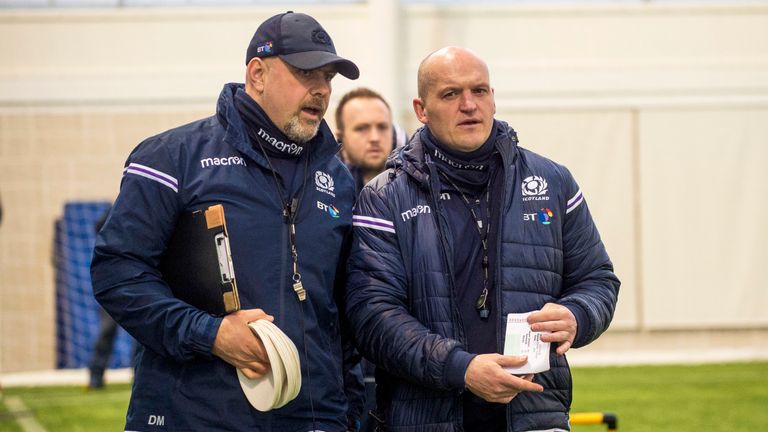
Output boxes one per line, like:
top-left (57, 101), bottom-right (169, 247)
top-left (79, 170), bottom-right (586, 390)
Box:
top-left (246, 11), bottom-right (360, 80)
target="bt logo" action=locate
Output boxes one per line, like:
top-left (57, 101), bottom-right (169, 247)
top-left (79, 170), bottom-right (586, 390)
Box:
top-left (523, 208), bottom-right (554, 225)
top-left (537, 208), bottom-right (553, 225)
top-left (316, 201), bottom-right (340, 218)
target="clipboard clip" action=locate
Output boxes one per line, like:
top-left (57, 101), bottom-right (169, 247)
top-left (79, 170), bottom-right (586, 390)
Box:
top-left (215, 232), bottom-right (235, 284)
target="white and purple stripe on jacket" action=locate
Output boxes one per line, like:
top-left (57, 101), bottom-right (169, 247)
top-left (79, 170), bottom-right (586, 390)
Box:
top-left (352, 215), bottom-right (395, 234)
top-left (566, 189), bottom-right (584, 214)
top-left (123, 163), bottom-right (178, 193)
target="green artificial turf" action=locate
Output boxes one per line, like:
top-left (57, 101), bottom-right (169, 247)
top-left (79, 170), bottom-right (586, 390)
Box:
top-left (0, 393), bottom-right (23, 432)
top-left (570, 362), bottom-right (768, 431)
top-left (0, 362), bottom-right (766, 431)
top-left (0, 384), bottom-right (130, 431)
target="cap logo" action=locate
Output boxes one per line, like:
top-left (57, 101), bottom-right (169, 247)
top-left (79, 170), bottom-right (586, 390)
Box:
top-left (311, 30), bottom-right (332, 46)
top-left (256, 41), bottom-right (273, 54)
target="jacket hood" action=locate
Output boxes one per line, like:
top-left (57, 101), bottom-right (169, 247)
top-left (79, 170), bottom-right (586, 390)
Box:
top-left (216, 83), bottom-right (341, 172)
top-left (389, 120), bottom-right (520, 190)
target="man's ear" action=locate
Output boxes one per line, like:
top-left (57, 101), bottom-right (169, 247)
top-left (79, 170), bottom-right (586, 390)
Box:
top-left (413, 98), bottom-right (428, 125)
top-left (491, 87), bottom-right (497, 115)
top-left (335, 129), bottom-right (343, 144)
top-left (246, 58), bottom-right (267, 93)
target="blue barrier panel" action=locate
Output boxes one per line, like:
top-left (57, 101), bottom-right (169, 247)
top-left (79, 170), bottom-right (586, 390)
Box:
top-left (54, 201), bottom-right (134, 369)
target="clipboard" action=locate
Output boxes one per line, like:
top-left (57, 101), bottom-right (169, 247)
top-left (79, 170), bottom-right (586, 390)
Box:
top-left (159, 204), bottom-right (241, 316)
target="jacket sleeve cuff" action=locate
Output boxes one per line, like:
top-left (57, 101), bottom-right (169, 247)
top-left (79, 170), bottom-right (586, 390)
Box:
top-left (190, 314), bottom-right (223, 357)
top-left (444, 349), bottom-right (476, 390)
top-left (561, 302), bottom-right (590, 348)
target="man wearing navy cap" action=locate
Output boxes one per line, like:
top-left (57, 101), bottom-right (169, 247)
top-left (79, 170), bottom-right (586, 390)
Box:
top-left (92, 12), bottom-right (364, 431)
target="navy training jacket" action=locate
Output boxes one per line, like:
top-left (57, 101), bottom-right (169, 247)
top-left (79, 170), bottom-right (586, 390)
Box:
top-left (346, 123), bottom-right (620, 431)
top-left (91, 83), bottom-right (363, 432)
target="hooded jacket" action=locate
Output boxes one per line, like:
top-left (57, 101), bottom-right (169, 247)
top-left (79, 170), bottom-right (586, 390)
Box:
top-left (346, 122), bottom-right (619, 431)
top-left (92, 83), bottom-right (362, 432)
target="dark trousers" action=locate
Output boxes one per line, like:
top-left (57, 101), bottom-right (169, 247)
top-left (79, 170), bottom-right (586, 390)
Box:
top-left (359, 360), bottom-right (378, 432)
top-left (89, 307), bottom-right (118, 376)
top-left (463, 393), bottom-right (507, 431)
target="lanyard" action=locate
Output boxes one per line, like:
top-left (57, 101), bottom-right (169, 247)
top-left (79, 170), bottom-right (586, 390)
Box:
top-left (438, 171), bottom-right (492, 320)
top-left (256, 143), bottom-right (311, 302)
top-left (256, 141), bottom-right (319, 431)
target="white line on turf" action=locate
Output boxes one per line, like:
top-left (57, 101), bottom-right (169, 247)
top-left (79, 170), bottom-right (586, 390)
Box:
top-left (4, 396), bottom-right (47, 432)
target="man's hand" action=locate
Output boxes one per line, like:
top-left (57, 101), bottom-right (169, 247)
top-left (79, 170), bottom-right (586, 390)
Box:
top-left (528, 303), bottom-right (577, 355)
top-left (464, 354), bottom-right (544, 403)
top-left (211, 308), bottom-right (274, 379)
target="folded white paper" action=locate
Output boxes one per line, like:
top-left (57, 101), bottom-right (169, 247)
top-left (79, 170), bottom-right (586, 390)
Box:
top-left (502, 312), bottom-right (550, 374)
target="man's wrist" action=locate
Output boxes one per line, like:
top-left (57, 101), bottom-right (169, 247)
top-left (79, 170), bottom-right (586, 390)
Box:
top-left (561, 302), bottom-right (589, 348)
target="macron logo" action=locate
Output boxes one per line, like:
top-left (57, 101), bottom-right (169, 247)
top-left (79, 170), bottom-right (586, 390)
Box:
top-left (200, 156), bottom-right (247, 169)
top-left (401, 204), bottom-right (431, 222)
top-left (257, 128), bottom-right (304, 156)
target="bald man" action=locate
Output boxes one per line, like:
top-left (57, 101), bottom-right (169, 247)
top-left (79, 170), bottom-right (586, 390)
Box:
top-left (345, 47), bottom-right (619, 431)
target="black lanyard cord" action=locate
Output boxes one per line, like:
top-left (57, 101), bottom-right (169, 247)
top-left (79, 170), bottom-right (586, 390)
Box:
top-left (255, 142), bottom-right (311, 302)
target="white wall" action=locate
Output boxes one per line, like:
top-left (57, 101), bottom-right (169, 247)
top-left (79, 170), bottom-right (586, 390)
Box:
top-left (1, 2), bottom-right (767, 371)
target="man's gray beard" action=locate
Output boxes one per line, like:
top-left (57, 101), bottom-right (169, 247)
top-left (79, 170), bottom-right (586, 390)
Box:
top-left (284, 116), bottom-right (320, 144)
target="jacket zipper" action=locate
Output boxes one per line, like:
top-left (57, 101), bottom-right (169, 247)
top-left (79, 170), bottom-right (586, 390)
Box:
top-left (426, 160), bottom-right (466, 345)
top-left (495, 154), bottom-right (512, 354)
top-left (496, 141), bottom-right (515, 431)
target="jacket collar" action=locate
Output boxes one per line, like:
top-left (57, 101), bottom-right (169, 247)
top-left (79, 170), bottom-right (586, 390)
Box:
top-left (216, 83), bottom-right (341, 172)
top-left (391, 120), bottom-right (520, 191)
